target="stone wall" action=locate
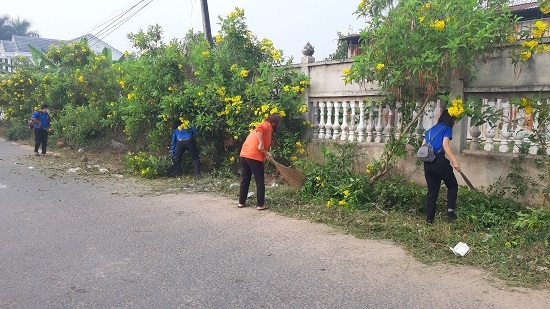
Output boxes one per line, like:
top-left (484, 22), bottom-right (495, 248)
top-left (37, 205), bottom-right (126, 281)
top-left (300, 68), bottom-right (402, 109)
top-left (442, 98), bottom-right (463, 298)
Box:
top-left (293, 37), bottom-right (550, 203)
top-left (306, 139), bottom-right (542, 203)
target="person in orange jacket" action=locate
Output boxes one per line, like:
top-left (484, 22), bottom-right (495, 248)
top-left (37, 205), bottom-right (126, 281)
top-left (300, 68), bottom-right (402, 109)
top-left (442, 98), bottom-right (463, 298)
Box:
top-left (238, 114), bottom-right (281, 210)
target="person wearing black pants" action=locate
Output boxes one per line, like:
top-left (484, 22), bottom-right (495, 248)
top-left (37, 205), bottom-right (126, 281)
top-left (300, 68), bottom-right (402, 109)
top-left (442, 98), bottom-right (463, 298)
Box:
top-left (30, 104), bottom-right (51, 156)
top-left (34, 128), bottom-right (48, 155)
top-left (168, 119), bottom-right (201, 177)
top-left (238, 158), bottom-right (266, 208)
top-left (423, 109), bottom-right (460, 223)
top-left (238, 114), bottom-right (281, 210)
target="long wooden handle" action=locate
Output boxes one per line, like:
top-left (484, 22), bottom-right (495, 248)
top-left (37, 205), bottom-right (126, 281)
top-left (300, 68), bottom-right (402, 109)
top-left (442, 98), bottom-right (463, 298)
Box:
top-left (459, 171), bottom-right (476, 191)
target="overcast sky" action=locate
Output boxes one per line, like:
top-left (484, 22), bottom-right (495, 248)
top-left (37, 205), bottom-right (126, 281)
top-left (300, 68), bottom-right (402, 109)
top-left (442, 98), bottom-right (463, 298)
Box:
top-left (3, 0), bottom-right (366, 62)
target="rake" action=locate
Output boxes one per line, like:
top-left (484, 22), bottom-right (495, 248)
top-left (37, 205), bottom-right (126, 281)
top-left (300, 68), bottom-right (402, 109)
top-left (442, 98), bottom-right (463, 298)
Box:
top-left (268, 157), bottom-right (305, 190)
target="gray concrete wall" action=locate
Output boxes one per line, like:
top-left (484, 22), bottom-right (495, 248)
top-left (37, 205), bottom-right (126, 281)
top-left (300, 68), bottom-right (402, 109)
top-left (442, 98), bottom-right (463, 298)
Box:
top-left (466, 42), bottom-right (550, 96)
top-left (306, 139), bottom-right (542, 204)
top-left (294, 33), bottom-right (550, 203)
top-left (296, 59), bottom-right (382, 100)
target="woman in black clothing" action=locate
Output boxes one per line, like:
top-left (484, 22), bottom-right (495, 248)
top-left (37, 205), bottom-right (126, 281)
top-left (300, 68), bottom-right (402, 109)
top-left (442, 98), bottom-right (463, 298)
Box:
top-left (423, 109), bottom-right (461, 223)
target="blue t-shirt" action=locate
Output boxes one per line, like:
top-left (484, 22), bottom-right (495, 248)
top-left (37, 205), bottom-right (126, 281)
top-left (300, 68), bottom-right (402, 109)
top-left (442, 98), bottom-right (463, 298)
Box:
top-left (171, 127), bottom-right (198, 155)
top-left (424, 123), bottom-right (452, 154)
top-left (31, 111), bottom-right (50, 130)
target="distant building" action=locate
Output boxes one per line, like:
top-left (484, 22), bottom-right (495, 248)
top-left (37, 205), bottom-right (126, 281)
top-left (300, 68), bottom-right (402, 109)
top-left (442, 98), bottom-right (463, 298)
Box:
top-left (75, 34), bottom-right (124, 60)
top-left (509, 0), bottom-right (550, 20)
top-left (339, 34), bottom-right (362, 59)
top-left (0, 34), bottom-right (123, 72)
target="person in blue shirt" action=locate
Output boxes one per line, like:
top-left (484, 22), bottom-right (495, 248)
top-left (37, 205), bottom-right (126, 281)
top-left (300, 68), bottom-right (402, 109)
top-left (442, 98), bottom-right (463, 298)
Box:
top-left (29, 104), bottom-right (51, 156)
top-left (423, 109), bottom-right (461, 223)
top-left (168, 118), bottom-right (201, 177)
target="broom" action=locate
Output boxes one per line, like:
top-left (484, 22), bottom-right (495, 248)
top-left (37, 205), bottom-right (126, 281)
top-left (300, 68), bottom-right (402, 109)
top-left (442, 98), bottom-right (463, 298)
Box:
top-left (267, 156), bottom-right (305, 190)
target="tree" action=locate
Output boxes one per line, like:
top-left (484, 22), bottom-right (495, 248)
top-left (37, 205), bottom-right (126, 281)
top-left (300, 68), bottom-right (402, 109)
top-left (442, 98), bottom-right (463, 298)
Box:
top-left (347, 0), bottom-right (517, 182)
top-left (0, 15), bottom-right (11, 40)
top-left (0, 15), bottom-right (39, 40)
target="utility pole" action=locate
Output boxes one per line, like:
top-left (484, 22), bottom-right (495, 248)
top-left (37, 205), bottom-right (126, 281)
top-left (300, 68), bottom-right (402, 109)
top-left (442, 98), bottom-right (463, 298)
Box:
top-left (200, 0), bottom-right (214, 47)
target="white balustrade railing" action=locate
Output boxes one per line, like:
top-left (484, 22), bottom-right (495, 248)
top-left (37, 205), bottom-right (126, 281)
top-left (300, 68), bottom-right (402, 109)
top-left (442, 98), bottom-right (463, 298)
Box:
top-left (309, 99), bottom-right (402, 145)
top-left (308, 97), bottom-right (550, 155)
top-left (466, 98), bottom-right (550, 155)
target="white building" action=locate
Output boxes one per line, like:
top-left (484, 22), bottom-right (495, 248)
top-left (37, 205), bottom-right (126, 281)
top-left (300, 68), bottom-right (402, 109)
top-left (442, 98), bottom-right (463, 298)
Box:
top-left (0, 34), bottom-right (123, 72)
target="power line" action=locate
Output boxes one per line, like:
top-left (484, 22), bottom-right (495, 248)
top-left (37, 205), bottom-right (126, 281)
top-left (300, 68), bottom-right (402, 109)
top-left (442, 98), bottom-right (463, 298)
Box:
top-left (79, 0), bottom-right (145, 36)
top-left (76, 0), bottom-right (158, 48)
top-left (76, 0), bottom-right (148, 39)
top-left (92, 0), bottom-right (156, 44)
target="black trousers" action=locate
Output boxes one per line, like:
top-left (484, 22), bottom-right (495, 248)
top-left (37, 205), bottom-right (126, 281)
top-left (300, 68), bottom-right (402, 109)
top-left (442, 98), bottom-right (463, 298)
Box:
top-left (34, 128), bottom-right (48, 154)
top-left (169, 139), bottom-right (200, 176)
top-left (424, 152), bottom-right (458, 222)
top-left (238, 157), bottom-right (265, 207)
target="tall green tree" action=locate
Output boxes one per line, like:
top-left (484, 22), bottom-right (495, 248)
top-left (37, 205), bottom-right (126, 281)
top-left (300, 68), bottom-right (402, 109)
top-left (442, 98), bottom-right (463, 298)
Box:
top-left (347, 0), bottom-right (517, 182)
top-left (0, 15), bottom-right (39, 40)
top-left (0, 15), bottom-right (11, 39)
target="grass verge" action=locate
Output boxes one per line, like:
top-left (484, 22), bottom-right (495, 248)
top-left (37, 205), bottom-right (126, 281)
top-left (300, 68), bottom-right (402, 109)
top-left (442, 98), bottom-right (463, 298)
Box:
top-left (217, 181), bottom-right (550, 290)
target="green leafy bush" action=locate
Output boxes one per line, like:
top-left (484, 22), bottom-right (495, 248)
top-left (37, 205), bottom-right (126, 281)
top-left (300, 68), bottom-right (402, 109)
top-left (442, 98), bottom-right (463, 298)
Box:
top-left (458, 187), bottom-right (524, 229)
top-left (514, 206), bottom-right (550, 232)
top-left (125, 151), bottom-right (171, 178)
top-left (365, 175), bottom-right (427, 212)
top-left (299, 143), bottom-right (364, 211)
top-left (5, 120), bottom-right (32, 141)
top-left (116, 11), bottom-right (311, 162)
top-left (55, 104), bottom-right (106, 147)
top-left (0, 9), bottom-right (310, 171)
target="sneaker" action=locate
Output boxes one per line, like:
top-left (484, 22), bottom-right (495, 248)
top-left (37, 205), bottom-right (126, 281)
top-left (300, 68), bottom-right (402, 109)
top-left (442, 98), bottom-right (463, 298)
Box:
top-left (34, 152), bottom-right (40, 156)
top-left (446, 211), bottom-right (458, 221)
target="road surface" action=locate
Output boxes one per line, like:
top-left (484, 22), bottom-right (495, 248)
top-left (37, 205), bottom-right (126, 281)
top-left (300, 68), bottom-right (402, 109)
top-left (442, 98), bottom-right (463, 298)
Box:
top-left (1, 138), bottom-right (549, 308)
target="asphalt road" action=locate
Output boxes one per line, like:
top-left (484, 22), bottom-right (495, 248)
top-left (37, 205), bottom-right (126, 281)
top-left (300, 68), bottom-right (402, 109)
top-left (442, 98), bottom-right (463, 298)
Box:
top-left (1, 138), bottom-right (549, 309)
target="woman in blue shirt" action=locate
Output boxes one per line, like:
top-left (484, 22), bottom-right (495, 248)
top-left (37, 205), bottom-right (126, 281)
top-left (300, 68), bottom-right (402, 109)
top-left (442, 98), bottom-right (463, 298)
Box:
top-left (168, 118), bottom-right (200, 177)
top-left (423, 109), bottom-right (461, 223)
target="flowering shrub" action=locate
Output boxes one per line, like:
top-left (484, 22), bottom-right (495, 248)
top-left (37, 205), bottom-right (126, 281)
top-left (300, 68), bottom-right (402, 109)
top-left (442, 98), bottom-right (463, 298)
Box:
top-left (299, 143), bottom-right (429, 212)
top-left (511, 18), bottom-right (550, 63)
top-left (299, 143), bottom-right (368, 212)
top-left (0, 8), bottom-right (310, 174)
top-left (125, 151), bottom-right (171, 178)
top-left (540, 0), bottom-right (550, 14)
top-left (341, 0), bottom-right (519, 182)
top-left (350, 0), bottom-right (515, 101)
top-left (55, 104), bottom-right (105, 146)
top-left (0, 58), bottom-right (41, 121)
top-left (116, 9), bottom-right (310, 167)
top-left (0, 40), bottom-right (121, 145)
top-left (508, 96), bottom-right (550, 199)
top-left (447, 98), bottom-right (465, 119)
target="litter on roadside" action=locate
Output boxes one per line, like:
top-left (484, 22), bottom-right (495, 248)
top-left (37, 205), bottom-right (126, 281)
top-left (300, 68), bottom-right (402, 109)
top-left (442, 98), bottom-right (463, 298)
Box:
top-left (450, 242), bottom-right (470, 256)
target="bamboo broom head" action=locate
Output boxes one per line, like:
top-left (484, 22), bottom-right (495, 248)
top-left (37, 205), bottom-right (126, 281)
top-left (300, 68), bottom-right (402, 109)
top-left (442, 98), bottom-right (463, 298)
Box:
top-left (269, 158), bottom-right (305, 190)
